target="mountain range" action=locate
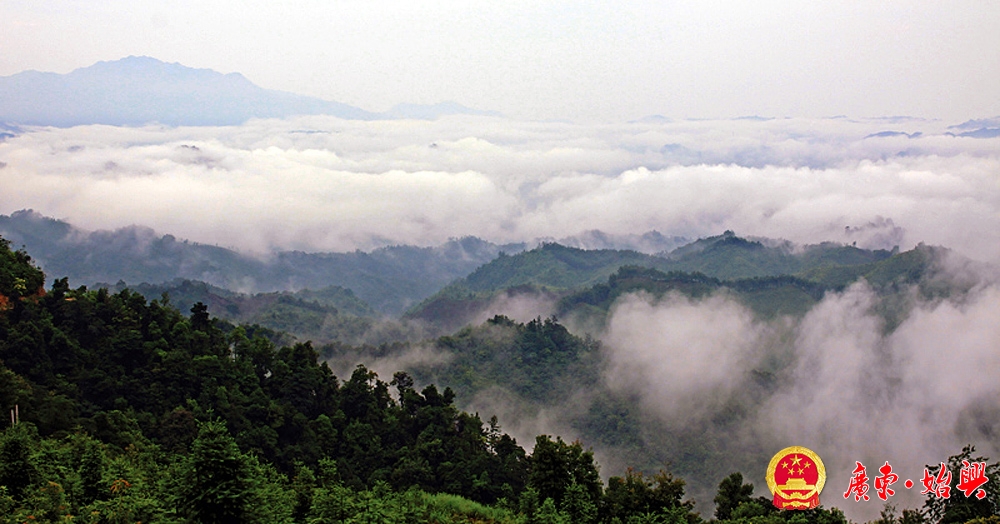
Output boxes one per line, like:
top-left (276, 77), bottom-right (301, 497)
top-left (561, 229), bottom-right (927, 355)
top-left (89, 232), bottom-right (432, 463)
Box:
top-left (3, 208), bottom-right (991, 518)
top-left (0, 210), bottom-right (686, 317)
top-left (0, 56), bottom-right (497, 127)
top-left (402, 232), bottom-right (901, 331)
top-left (3, 209), bottom-right (955, 344)
top-left (0, 210), bottom-right (524, 314)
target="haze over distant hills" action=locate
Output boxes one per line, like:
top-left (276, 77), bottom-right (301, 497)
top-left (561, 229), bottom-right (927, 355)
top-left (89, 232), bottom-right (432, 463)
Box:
top-left (0, 56), bottom-right (498, 127)
top-left (0, 209), bottom-right (523, 314)
top-left (0, 209), bottom-right (914, 324)
top-left (0, 210), bottom-right (687, 315)
top-left (1, 208), bottom-right (943, 333)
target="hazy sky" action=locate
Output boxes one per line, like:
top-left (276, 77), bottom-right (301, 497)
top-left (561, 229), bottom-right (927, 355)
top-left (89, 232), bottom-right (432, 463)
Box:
top-left (3, 1), bottom-right (999, 122)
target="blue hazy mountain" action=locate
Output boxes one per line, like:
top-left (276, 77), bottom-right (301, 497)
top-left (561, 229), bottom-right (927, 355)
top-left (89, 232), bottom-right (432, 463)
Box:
top-left (864, 130), bottom-right (923, 139)
top-left (0, 122), bottom-right (19, 140)
top-left (948, 116), bottom-right (1000, 130)
top-left (956, 128), bottom-right (1000, 139)
top-left (0, 56), bottom-right (377, 126)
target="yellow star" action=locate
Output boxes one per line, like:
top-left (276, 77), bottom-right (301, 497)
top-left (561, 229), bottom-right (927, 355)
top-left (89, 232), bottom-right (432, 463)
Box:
top-left (782, 461), bottom-right (789, 469)
top-left (790, 455), bottom-right (803, 467)
top-left (797, 468), bottom-right (804, 475)
top-left (804, 462), bottom-right (811, 469)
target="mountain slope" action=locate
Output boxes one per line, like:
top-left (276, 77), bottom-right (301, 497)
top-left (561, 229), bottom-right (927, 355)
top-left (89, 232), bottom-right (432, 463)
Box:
top-left (461, 243), bottom-right (664, 292)
top-left (0, 210), bottom-right (522, 314)
top-left (657, 231), bottom-right (895, 279)
top-left (555, 243), bottom-right (973, 332)
top-left (0, 56), bottom-right (375, 126)
top-left (403, 244), bottom-right (667, 330)
top-left (405, 234), bottom-right (896, 330)
top-left (111, 278), bottom-right (379, 345)
top-left (331, 243), bottom-right (992, 517)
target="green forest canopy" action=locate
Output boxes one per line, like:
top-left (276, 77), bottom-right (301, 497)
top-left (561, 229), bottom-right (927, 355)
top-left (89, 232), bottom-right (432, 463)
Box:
top-left (0, 235), bottom-right (996, 523)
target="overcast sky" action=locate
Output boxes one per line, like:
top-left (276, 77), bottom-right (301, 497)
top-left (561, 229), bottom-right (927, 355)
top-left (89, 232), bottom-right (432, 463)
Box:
top-left (2, 1), bottom-right (999, 122)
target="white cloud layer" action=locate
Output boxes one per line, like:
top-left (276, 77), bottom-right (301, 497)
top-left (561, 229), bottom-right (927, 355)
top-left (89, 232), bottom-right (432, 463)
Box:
top-left (600, 275), bottom-right (1000, 521)
top-left (1, 115), bottom-right (999, 262)
top-left (604, 292), bottom-right (762, 421)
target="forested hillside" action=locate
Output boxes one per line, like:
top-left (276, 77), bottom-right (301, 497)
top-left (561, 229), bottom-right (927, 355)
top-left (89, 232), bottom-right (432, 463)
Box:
top-left (0, 235), bottom-right (525, 521)
top-left (405, 233), bottom-right (897, 331)
top-left (107, 279), bottom-right (383, 346)
top-left (0, 235), bottom-right (860, 523)
top-left (3, 232), bottom-right (999, 523)
top-left (324, 239), bottom-right (1000, 524)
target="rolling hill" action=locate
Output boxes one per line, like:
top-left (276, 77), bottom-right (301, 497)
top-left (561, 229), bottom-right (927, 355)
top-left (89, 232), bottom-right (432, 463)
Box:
top-left (405, 232), bottom-right (897, 330)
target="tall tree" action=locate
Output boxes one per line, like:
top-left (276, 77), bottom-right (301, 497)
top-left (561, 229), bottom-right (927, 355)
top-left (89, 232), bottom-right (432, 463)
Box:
top-left (713, 472), bottom-right (754, 520)
top-left (923, 445), bottom-right (999, 524)
top-left (0, 424), bottom-right (38, 501)
top-left (179, 420), bottom-right (254, 523)
top-left (528, 435), bottom-right (602, 509)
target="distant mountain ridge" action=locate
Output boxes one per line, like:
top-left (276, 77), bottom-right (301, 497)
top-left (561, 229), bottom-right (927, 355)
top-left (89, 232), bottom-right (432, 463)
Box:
top-left (0, 209), bottom-right (523, 314)
top-left (404, 231), bottom-right (898, 330)
top-left (0, 56), bottom-right (377, 126)
top-left (949, 116), bottom-right (1000, 130)
top-left (0, 210), bottom-right (692, 316)
top-left (3, 209), bottom-right (984, 350)
top-left (0, 122), bottom-right (19, 140)
top-left (0, 57), bottom-right (497, 127)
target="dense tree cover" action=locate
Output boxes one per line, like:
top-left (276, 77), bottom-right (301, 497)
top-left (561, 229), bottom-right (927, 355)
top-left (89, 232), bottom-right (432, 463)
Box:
top-left (0, 237), bottom-right (46, 307)
top-left (2, 237), bottom-right (516, 494)
top-left (407, 238), bottom-right (918, 335)
top-left (459, 243), bottom-right (664, 293)
top-left (320, 270), bottom-right (999, 523)
top-left (555, 266), bottom-right (829, 325)
top-left (0, 237), bottom-right (696, 523)
top-left (331, 314), bottom-right (603, 402)
top-left (423, 232), bottom-right (895, 305)
top-left (401, 240), bottom-right (666, 332)
top-left (2, 236), bottom-right (996, 523)
top-left (108, 279), bottom-right (381, 346)
top-left (0, 236), bottom-right (528, 518)
top-left (714, 473), bottom-right (755, 521)
top-left (922, 446), bottom-right (1000, 524)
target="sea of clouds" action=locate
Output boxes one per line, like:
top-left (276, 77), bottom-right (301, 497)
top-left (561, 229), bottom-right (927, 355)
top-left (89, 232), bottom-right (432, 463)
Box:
top-left (1, 115), bottom-right (998, 261)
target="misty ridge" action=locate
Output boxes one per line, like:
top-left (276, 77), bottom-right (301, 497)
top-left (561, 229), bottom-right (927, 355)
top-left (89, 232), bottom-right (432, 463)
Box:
top-left (2, 57), bottom-right (1000, 523)
top-left (0, 209), bottom-right (693, 316)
